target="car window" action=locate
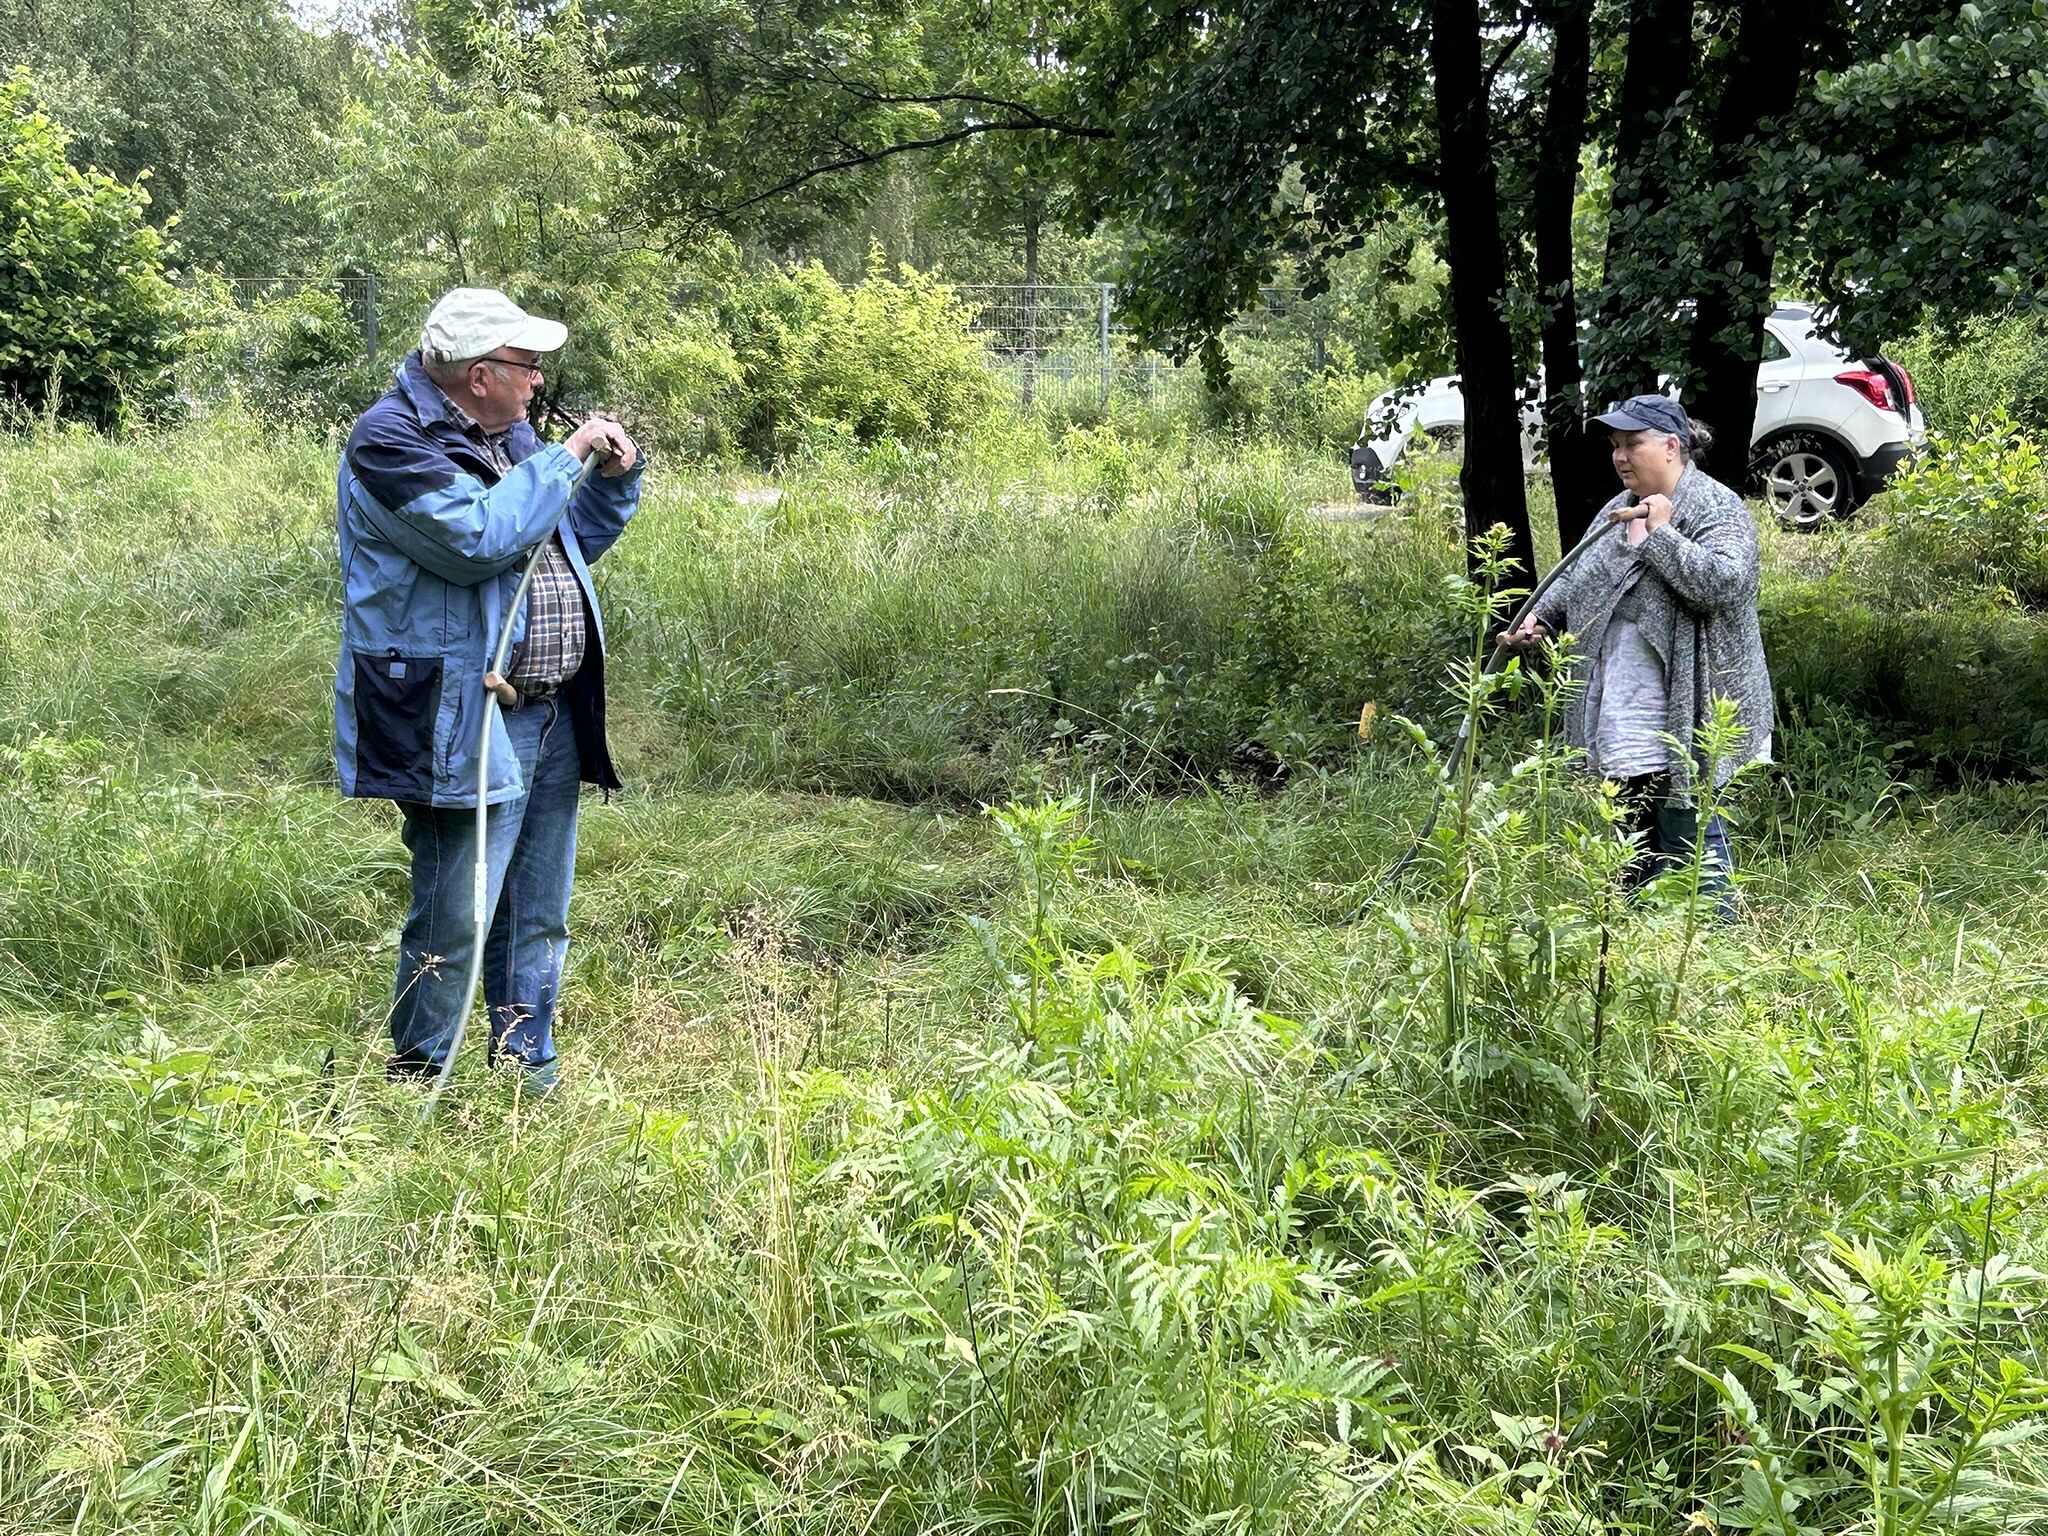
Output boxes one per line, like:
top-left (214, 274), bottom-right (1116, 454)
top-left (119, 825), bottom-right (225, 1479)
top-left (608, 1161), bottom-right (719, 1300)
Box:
top-left (1760, 328), bottom-right (1790, 364)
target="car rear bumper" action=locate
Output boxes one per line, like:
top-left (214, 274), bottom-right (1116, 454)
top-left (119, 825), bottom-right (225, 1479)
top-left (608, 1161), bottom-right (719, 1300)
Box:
top-left (1853, 440), bottom-right (1914, 502)
top-left (1350, 444), bottom-right (1395, 504)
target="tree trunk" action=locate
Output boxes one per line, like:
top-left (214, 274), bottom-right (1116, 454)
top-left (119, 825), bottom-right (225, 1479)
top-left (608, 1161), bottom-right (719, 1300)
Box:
top-left (1585, 0), bottom-right (1697, 406)
top-left (1682, 0), bottom-right (1817, 484)
top-left (1534, 0), bottom-right (1605, 550)
top-left (1431, 0), bottom-right (1534, 579)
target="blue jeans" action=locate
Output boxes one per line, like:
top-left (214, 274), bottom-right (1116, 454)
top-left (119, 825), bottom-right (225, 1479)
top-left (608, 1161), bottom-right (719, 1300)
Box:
top-left (388, 697), bottom-right (580, 1079)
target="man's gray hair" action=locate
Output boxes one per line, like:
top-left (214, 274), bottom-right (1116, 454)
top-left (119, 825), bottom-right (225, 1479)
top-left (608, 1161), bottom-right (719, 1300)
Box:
top-left (423, 352), bottom-right (483, 386)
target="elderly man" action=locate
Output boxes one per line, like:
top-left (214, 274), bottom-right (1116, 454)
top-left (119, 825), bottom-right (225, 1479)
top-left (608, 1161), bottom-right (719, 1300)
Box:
top-left (336, 287), bottom-right (643, 1089)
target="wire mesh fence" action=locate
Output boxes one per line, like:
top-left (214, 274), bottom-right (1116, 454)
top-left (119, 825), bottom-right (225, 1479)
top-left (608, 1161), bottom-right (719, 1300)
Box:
top-left (951, 284), bottom-right (1119, 411)
top-left (952, 283), bottom-right (1339, 411)
top-left (198, 276), bottom-right (1337, 413)
top-left (210, 275), bottom-right (424, 359)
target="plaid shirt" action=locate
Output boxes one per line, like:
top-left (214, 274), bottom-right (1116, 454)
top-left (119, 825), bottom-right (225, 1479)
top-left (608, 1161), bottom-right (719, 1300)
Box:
top-left (504, 534), bottom-right (586, 696)
top-left (436, 386), bottom-right (587, 698)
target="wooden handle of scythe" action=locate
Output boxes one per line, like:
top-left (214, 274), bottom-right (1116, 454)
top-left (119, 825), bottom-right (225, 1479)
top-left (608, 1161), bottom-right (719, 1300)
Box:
top-left (481, 671), bottom-right (519, 708)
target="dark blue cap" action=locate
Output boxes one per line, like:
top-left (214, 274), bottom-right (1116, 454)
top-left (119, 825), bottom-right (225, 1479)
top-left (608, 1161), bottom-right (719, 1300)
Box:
top-left (1594, 393), bottom-right (1693, 445)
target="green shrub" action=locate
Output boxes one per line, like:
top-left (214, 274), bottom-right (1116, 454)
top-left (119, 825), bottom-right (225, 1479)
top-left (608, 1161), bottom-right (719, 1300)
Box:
top-left (713, 259), bottom-right (1006, 462)
top-left (178, 278), bottom-right (382, 430)
top-left (807, 827), bottom-right (1408, 1528)
top-left (1889, 311), bottom-right (2048, 437)
top-left (1029, 375), bottom-right (1184, 445)
top-left (0, 68), bottom-right (177, 428)
top-left (1861, 415), bottom-right (2048, 605)
top-left (1061, 420), bottom-right (1148, 515)
top-left (1746, 419), bottom-right (2048, 774)
top-left (610, 303), bottom-right (741, 457)
top-left (1177, 333), bottom-right (1385, 449)
top-left (1760, 569), bottom-right (2048, 774)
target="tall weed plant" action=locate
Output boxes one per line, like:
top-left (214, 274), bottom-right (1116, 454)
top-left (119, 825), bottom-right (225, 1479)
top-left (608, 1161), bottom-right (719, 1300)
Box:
top-left (1314, 536), bottom-right (2048, 1534)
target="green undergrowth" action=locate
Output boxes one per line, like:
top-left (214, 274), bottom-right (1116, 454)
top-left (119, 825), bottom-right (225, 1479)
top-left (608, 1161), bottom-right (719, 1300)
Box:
top-left (5, 422), bottom-right (2048, 1531)
top-left (4, 742), bottom-right (2048, 1532)
top-left (1758, 417), bottom-right (2048, 774)
top-left (0, 413), bottom-right (1447, 800)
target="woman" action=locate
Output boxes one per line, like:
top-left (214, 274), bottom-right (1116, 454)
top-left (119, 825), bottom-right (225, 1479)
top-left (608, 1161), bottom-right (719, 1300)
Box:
top-left (1501, 394), bottom-right (1773, 901)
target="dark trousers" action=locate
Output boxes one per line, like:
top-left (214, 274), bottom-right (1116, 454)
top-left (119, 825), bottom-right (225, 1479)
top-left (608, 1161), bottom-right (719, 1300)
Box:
top-left (1617, 773), bottom-right (1735, 915)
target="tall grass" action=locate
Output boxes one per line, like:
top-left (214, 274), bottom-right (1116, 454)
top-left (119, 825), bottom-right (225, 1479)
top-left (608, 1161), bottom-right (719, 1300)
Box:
top-left (0, 414), bottom-right (1453, 802)
top-left (0, 418), bottom-right (338, 771)
top-left (4, 763), bottom-right (2045, 1532)
top-left (3, 418), bottom-right (2048, 1532)
top-left (603, 425), bottom-right (1453, 798)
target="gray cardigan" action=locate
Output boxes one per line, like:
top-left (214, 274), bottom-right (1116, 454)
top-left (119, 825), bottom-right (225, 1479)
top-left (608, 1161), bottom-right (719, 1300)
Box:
top-left (1530, 466), bottom-right (1774, 797)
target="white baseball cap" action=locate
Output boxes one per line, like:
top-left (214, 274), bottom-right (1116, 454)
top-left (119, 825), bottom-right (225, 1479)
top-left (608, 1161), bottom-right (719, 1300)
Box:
top-left (419, 287), bottom-right (568, 363)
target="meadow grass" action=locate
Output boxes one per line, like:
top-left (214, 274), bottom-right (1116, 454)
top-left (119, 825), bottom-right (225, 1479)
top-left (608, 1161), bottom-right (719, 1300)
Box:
top-left (2, 420), bottom-right (2047, 1532)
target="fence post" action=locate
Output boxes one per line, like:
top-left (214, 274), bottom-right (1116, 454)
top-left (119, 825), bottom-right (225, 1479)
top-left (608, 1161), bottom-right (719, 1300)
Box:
top-left (364, 275), bottom-right (379, 361)
top-left (1099, 284), bottom-right (1111, 406)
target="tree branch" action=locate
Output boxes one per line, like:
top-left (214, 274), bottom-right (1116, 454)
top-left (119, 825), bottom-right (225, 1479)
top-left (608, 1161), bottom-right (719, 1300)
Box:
top-left (823, 82), bottom-right (1102, 136)
top-left (784, 55), bottom-right (1106, 139)
top-left (1481, 12), bottom-right (1538, 99)
top-left (700, 117), bottom-right (1112, 220)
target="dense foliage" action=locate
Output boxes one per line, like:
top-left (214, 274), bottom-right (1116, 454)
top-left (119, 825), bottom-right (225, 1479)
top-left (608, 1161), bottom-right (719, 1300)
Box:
top-left (1874, 420), bottom-right (2048, 605)
top-left (9, 0), bottom-right (2048, 499)
top-left (709, 259), bottom-right (1008, 459)
top-left (1761, 418), bottom-right (2048, 772)
top-left (177, 279), bottom-right (382, 429)
top-left (0, 0), bottom-right (345, 272)
top-left (0, 70), bottom-right (177, 427)
top-left (1891, 312), bottom-right (2048, 439)
top-left (1791, 0), bottom-right (2048, 342)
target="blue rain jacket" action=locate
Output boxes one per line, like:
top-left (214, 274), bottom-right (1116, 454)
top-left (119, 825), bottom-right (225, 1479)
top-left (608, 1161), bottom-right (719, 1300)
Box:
top-left (335, 352), bottom-right (644, 807)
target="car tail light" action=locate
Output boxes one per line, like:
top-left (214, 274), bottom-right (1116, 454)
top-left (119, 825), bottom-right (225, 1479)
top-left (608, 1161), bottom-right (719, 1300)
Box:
top-left (1834, 367), bottom-right (1896, 412)
top-left (1894, 362), bottom-right (1918, 407)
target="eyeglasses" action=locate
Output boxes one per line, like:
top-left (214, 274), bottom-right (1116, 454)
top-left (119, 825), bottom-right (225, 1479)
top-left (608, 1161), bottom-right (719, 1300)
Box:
top-left (478, 354), bottom-right (545, 382)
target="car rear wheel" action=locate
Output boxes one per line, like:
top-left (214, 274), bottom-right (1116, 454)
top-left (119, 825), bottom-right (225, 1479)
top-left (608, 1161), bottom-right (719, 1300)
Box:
top-left (1422, 425), bottom-right (1463, 462)
top-left (1751, 433), bottom-right (1856, 530)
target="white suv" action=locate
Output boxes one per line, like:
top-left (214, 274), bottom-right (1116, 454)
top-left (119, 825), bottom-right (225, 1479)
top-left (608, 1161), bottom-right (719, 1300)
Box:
top-left (1349, 304), bottom-right (1928, 528)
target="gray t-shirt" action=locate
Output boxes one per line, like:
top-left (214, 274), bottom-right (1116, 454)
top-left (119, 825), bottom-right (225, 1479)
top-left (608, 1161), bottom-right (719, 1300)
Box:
top-left (1589, 612), bottom-right (1668, 779)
